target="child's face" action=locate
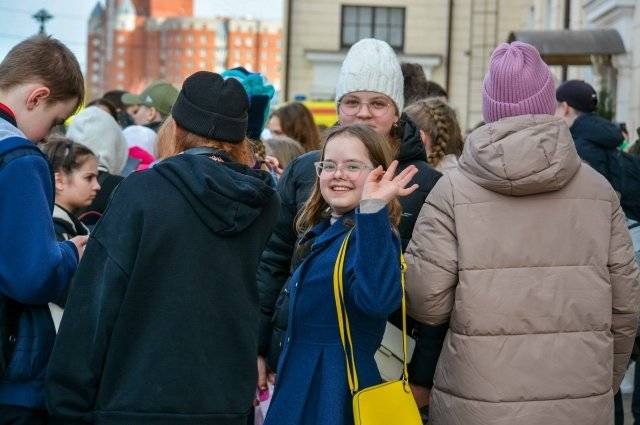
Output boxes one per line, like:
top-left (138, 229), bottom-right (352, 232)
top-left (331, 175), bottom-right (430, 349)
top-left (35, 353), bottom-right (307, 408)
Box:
top-left (55, 156), bottom-right (101, 211)
top-left (19, 96), bottom-right (77, 143)
top-left (319, 135), bottom-right (374, 216)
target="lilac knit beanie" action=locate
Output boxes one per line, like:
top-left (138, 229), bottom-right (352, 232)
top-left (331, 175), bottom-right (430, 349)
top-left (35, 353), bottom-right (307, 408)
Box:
top-left (482, 41), bottom-right (556, 123)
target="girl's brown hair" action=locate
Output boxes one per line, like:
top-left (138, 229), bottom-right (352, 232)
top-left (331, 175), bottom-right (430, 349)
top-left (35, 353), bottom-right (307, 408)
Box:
top-left (156, 117), bottom-right (254, 166)
top-left (271, 102), bottom-right (321, 151)
top-left (41, 135), bottom-right (96, 175)
top-left (295, 124), bottom-right (402, 235)
top-left (404, 98), bottom-right (463, 168)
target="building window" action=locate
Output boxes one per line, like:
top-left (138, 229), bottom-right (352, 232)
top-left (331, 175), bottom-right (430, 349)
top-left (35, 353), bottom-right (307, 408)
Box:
top-left (246, 37), bottom-right (253, 47)
top-left (234, 50), bottom-right (241, 60)
top-left (117, 72), bottom-right (124, 81)
top-left (92, 74), bottom-right (100, 83)
top-left (176, 35), bottom-right (182, 42)
top-left (188, 35), bottom-right (194, 43)
top-left (200, 48), bottom-right (207, 57)
top-left (117, 59), bottom-right (125, 68)
top-left (186, 48), bottom-right (194, 57)
top-left (200, 35), bottom-right (208, 44)
top-left (341, 6), bottom-right (405, 50)
top-left (200, 61), bottom-right (207, 69)
top-left (118, 47), bottom-right (125, 55)
top-left (234, 37), bottom-right (242, 47)
top-left (117, 34), bottom-right (126, 44)
top-left (92, 38), bottom-right (100, 47)
top-left (263, 40), bottom-right (268, 48)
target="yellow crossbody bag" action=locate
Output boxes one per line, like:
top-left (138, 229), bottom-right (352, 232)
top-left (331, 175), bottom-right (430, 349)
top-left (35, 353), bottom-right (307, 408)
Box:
top-left (333, 230), bottom-right (422, 425)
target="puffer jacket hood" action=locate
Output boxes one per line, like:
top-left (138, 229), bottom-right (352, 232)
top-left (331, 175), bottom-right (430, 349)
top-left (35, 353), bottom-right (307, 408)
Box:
top-left (571, 113), bottom-right (624, 150)
top-left (459, 114), bottom-right (581, 196)
top-left (154, 153), bottom-right (276, 236)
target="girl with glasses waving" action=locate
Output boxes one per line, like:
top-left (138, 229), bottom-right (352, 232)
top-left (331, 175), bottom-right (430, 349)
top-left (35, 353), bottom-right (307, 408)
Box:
top-left (264, 124), bottom-right (418, 425)
top-left (256, 40), bottom-right (443, 412)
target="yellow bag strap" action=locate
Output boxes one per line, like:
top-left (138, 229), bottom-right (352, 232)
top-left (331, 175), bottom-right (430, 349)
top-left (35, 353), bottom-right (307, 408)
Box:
top-left (333, 230), bottom-right (359, 393)
top-left (332, 229), bottom-right (410, 395)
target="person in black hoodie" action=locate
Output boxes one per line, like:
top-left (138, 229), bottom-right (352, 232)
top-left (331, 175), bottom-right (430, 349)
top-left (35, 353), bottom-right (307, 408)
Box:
top-left (256, 38), bottom-right (442, 412)
top-left (555, 79), bottom-right (624, 184)
top-left (45, 71), bottom-right (280, 425)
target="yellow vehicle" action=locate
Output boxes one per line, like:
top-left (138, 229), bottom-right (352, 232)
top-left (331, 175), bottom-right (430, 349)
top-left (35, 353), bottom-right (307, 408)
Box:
top-left (302, 100), bottom-right (337, 128)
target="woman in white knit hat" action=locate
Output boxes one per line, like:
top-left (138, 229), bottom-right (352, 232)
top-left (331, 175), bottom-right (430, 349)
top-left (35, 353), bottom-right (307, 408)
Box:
top-left (256, 39), bottom-right (442, 422)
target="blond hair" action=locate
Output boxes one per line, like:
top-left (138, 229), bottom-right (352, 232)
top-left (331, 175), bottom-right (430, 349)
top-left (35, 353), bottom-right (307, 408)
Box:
top-left (404, 98), bottom-right (463, 168)
top-left (264, 136), bottom-right (305, 169)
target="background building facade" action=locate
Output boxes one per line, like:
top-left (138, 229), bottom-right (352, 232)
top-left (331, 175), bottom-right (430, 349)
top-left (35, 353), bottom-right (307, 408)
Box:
top-left (86, 0), bottom-right (283, 99)
top-left (284, 0), bottom-right (639, 137)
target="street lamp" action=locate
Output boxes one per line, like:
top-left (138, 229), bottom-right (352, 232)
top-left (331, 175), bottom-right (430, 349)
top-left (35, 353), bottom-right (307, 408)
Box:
top-left (32, 9), bottom-right (53, 35)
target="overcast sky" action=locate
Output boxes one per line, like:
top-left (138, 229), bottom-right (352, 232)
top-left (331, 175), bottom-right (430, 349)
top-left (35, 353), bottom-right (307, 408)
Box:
top-left (0, 0), bottom-right (283, 72)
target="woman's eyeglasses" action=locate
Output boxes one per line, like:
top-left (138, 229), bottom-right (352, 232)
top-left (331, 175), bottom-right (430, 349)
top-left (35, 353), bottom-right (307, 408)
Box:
top-left (338, 98), bottom-right (391, 117)
top-left (314, 160), bottom-right (373, 178)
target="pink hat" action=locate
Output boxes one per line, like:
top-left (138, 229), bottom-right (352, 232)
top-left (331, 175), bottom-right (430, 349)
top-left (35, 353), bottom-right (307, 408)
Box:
top-left (482, 42), bottom-right (556, 123)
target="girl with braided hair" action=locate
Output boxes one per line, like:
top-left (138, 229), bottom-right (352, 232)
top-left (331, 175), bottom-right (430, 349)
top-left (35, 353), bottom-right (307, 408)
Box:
top-left (404, 97), bottom-right (463, 173)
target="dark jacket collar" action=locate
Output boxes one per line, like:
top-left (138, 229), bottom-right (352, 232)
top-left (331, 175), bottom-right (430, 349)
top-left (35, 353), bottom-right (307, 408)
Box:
top-left (396, 114), bottom-right (428, 164)
top-left (570, 113), bottom-right (624, 150)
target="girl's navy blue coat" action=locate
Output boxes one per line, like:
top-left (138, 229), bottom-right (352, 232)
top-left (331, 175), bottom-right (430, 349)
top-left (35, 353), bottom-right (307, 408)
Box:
top-left (264, 207), bottom-right (401, 425)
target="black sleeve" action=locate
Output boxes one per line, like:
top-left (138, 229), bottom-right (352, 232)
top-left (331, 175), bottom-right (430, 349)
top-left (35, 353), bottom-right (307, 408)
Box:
top-left (408, 322), bottom-right (449, 388)
top-left (397, 161), bottom-right (441, 251)
top-left (256, 161), bottom-right (301, 355)
top-left (45, 237), bottom-right (129, 424)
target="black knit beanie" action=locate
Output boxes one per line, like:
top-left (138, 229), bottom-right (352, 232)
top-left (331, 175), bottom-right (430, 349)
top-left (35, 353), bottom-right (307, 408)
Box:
top-left (172, 71), bottom-right (249, 143)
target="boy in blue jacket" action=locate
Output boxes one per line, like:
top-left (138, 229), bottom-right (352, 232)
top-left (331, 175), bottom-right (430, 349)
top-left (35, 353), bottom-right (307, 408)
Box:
top-left (0, 35), bottom-right (87, 424)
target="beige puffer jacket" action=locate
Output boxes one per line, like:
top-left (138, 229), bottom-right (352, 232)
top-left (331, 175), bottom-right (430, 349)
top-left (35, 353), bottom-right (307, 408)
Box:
top-left (405, 115), bottom-right (640, 425)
